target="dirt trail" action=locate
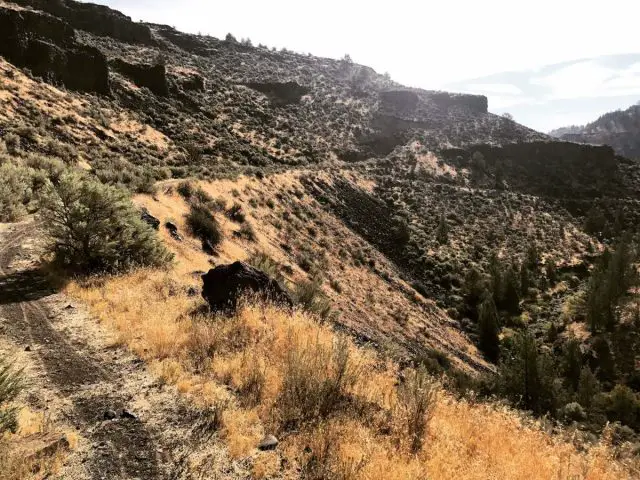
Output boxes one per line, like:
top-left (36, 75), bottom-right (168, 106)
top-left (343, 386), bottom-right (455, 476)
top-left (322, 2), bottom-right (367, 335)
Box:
top-left (0, 223), bottom-right (201, 479)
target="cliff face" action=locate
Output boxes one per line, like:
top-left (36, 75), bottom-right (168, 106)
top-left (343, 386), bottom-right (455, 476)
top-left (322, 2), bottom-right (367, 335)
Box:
top-left (9, 0), bottom-right (155, 45)
top-left (0, 6), bottom-right (109, 94)
top-left (550, 103), bottom-right (640, 159)
top-left (0, 0), bottom-right (636, 199)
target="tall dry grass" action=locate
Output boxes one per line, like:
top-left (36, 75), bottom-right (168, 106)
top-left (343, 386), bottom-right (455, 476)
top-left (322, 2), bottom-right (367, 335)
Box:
top-left (66, 269), bottom-right (639, 479)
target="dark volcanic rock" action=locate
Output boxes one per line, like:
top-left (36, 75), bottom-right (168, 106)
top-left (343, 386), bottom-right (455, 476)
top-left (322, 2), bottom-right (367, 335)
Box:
top-left (245, 81), bottom-right (310, 105)
top-left (140, 208), bottom-right (160, 230)
top-left (111, 59), bottom-right (169, 96)
top-left (177, 72), bottom-right (205, 92)
top-left (165, 222), bottom-right (182, 241)
top-left (257, 434), bottom-right (278, 451)
top-left (380, 90), bottom-right (420, 113)
top-left (152, 24), bottom-right (211, 55)
top-left (0, 7), bottom-right (109, 94)
top-left (10, 0), bottom-right (155, 45)
top-left (430, 92), bottom-right (488, 114)
top-left (440, 141), bottom-right (625, 199)
top-left (201, 261), bottom-right (293, 313)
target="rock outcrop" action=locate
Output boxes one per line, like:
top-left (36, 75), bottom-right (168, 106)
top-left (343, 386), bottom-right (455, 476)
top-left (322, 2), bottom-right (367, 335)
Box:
top-left (111, 59), bottom-right (169, 96)
top-left (201, 261), bottom-right (293, 313)
top-left (0, 6), bottom-right (109, 94)
top-left (430, 92), bottom-right (488, 114)
top-left (440, 141), bottom-right (626, 199)
top-left (10, 0), bottom-right (155, 45)
top-left (245, 81), bottom-right (310, 105)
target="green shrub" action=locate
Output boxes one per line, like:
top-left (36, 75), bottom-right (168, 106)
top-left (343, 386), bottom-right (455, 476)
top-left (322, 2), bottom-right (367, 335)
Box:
top-left (235, 222), bottom-right (256, 241)
top-left (293, 278), bottom-right (334, 321)
top-left (177, 180), bottom-right (195, 200)
top-left (0, 358), bottom-right (23, 434)
top-left (0, 161), bottom-right (34, 222)
top-left (40, 172), bottom-right (173, 274)
top-left (246, 251), bottom-right (283, 282)
top-left (186, 203), bottom-right (223, 249)
top-left (226, 202), bottom-right (245, 223)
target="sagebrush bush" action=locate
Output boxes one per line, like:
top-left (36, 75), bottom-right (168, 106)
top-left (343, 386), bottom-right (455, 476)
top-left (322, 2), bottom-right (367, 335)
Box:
top-left (293, 278), bottom-right (334, 321)
top-left (186, 203), bottom-right (223, 248)
top-left (278, 334), bottom-right (360, 429)
top-left (40, 172), bottom-right (173, 274)
top-left (226, 202), bottom-right (245, 223)
top-left (0, 161), bottom-right (35, 222)
top-left (395, 368), bottom-right (437, 453)
top-left (246, 251), bottom-right (283, 281)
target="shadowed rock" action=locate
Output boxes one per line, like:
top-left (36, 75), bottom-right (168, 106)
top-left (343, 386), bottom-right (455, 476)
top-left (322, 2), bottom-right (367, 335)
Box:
top-left (140, 208), bottom-right (160, 230)
top-left (111, 59), bottom-right (168, 96)
top-left (201, 261), bottom-right (293, 313)
top-left (245, 81), bottom-right (310, 105)
top-left (0, 6), bottom-right (109, 94)
top-left (10, 0), bottom-right (155, 45)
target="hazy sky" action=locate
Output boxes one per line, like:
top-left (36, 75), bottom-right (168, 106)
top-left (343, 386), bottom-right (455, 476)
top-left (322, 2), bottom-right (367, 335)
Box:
top-left (88, 0), bottom-right (640, 130)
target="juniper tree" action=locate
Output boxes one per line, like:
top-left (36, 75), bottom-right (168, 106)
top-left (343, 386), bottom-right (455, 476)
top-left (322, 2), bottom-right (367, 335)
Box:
top-left (40, 172), bottom-right (173, 274)
top-left (435, 211), bottom-right (449, 245)
top-left (478, 292), bottom-right (500, 362)
top-left (577, 366), bottom-right (600, 410)
top-left (498, 330), bottom-right (556, 414)
top-left (502, 264), bottom-right (521, 314)
top-left (562, 337), bottom-right (582, 391)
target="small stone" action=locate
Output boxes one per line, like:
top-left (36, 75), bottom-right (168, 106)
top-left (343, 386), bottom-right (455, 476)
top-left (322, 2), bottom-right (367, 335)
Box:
top-left (258, 434), bottom-right (278, 451)
top-left (65, 304), bottom-right (75, 310)
top-left (121, 409), bottom-right (138, 420)
top-left (103, 410), bottom-right (117, 420)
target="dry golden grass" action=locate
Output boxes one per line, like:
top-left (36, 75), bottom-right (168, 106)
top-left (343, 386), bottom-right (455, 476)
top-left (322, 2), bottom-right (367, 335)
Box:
top-left (134, 175), bottom-right (488, 373)
top-left (0, 407), bottom-right (73, 480)
top-left (66, 265), bottom-right (639, 479)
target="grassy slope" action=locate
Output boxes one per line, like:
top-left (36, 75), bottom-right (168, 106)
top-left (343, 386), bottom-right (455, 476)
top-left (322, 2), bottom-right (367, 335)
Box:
top-left (64, 177), bottom-right (638, 479)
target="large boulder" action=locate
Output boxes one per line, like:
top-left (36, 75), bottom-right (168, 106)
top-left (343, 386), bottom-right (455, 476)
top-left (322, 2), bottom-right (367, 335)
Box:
top-left (0, 7), bottom-right (109, 94)
top-left (201, 261), bottom-right (293, 313)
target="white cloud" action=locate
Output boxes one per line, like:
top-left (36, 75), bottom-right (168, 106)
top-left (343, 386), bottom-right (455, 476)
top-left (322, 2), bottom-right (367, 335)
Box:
top-left (84, 0), bottom-right (640, 88)
top-left (465, 84), bottom-right (523, 95)
top-left (531, 60), bottom-right (640, 100)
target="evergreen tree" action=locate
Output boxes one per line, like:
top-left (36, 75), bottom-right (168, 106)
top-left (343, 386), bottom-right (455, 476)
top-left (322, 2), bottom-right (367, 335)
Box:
top-left (545, 257), bottom-right (557, 285)
top-left (478, 292), bottom-right (500, 362)
top-left (502, 264), bottom-right (521, 314)
top-left (498, 331), bottom-right (542, 412)
top-left (435, 211), bottom-right (449, 245)
top-left (525, 243), bottom-right (539, 271)
top-left (562, 338), bottom-right (582, 391)
top-left (488, 251), bottom-right (503, 306)
top-left (40, 172), bottom-right (173, 274)
top-left (584, 206), bottom-right (606, 236)
top-left (463, 267), bottom-right (486, 312)
top-left (519, 261), bottom-right (530, 296)
top-left (592, 337), bottom-right (616, 386)
top-left (577, 366), bottom-right (600, 410)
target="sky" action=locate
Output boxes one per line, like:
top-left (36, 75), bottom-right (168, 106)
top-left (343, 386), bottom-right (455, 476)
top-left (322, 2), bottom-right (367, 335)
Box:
top-left (88, 0), bottom-right (640, 131)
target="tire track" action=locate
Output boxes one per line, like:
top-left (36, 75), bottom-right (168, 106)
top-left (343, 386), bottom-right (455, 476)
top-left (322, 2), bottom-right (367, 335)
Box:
top-left (0, 223), bottom-right (165, 479)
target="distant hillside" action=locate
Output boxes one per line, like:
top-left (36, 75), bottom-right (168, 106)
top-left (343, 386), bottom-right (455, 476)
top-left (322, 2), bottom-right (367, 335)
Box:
top-left (2, 1), bottom-right (640, 475)
top-left (550, 102), bottom-right (640, 159)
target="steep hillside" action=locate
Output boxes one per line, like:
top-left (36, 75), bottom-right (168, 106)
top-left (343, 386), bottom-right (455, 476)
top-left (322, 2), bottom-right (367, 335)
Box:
top-left (1, 0), bottom-right (640, 477)
top-left (550, 103), bottom-right (640, 159)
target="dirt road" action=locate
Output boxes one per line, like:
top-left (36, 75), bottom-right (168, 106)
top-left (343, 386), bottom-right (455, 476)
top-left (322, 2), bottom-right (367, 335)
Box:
top-left (0, 223), bottom-right (179, 479)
